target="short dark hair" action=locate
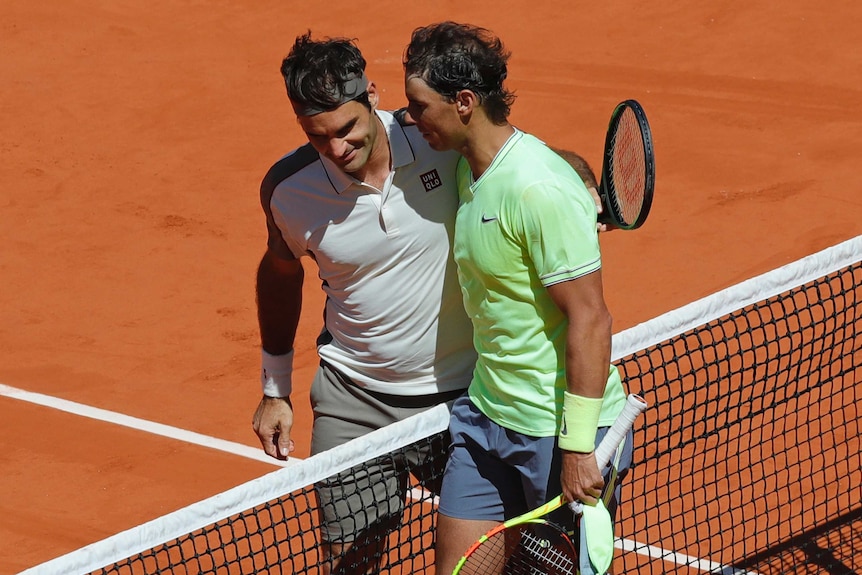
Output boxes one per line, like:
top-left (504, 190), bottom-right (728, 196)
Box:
top-left (403, 21), bottom-right (515, 125)
top-left (280, 31), bottom-right (371, 114)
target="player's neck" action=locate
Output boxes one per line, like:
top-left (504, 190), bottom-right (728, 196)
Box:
top-left (463, 123), bottom-right (515, 180)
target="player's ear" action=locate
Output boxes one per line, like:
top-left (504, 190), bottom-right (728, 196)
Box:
top-left (454, 89), bottom-right (476, 117)
top-left (367, 82), bottom-right (380, 110)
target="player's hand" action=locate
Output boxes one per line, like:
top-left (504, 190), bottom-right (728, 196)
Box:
top-left (588, 186), bottom-right (616, 233)
top-left (252, 395), bottom-right (296, 460)
top-left (560, 449), bottom-right (605, 507)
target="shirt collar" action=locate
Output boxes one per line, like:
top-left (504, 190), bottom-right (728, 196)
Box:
top-left (471, 127), bottom-right (523, 191)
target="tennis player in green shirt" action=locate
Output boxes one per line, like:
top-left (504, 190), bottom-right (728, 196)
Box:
top-left (403, 21), bottom-right (630, 575)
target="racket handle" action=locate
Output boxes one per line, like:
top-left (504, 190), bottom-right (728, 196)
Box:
top-left (570, 393), bottom-right (647, 513)
top-left (594, 394), bottom-right (647, 468)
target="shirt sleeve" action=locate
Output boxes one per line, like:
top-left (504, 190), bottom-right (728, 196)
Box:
top-left (516, 178), bottom-right (601, 286)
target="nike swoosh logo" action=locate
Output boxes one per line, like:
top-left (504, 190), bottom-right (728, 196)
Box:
top-left (481, 215), bottom-right (498, 223)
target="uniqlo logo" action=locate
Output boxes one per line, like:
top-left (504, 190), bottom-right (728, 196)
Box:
top-left (420, 169), bottom-right (442, 192)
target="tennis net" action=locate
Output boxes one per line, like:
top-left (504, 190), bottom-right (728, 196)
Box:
top-left (21, 235), bottom-right (861, 575)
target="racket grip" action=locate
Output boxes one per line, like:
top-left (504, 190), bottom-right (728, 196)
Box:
top-left (594, 394), bottom-right (647, 468)
top-left (569, 394), bottom-right (647, 514)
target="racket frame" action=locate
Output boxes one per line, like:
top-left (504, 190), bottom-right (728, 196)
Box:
top-left (598, 99), bottom-right (656, 230)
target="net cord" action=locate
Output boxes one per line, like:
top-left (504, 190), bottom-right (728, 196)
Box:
top-left (611, 235), bottom-right (861, 361)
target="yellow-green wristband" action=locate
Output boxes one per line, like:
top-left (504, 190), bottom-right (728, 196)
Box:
top-left (559, 392), bottom-right (603, 452)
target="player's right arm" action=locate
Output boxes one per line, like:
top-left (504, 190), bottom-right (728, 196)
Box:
top-left (252, 248), bottom-right (304, 459)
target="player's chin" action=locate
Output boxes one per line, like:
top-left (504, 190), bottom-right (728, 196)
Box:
top-left (340, 152), bottom-right (366, 173)
top-left (424, 136), bottom-right (448, 152)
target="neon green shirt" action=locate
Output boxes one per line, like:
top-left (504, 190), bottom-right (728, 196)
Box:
top-left (454, 129), bottom-right (626, 436)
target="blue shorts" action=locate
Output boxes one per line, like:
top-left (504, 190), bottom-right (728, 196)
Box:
top-left (438, 395), bottom-right (632, 524)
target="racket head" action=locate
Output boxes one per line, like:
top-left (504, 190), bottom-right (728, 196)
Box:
top-left (452, 519), bottom-right (578, 575)
top-left (598, 99), bottom-right (655, 230)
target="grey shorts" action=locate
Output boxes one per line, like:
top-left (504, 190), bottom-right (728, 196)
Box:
top-left (310, 361), bottom-right (463, 543)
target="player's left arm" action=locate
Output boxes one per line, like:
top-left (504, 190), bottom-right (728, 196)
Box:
top-left (546, 269), bottom-right (613, 506)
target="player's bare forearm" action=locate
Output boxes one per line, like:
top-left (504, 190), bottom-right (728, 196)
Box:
top-left (566, 316), bottom-right (612, 400)
top-left (256, 249), bottom-right (304, 355)
top-left (253, 249), bottom-right (303, 459)
top-left (560, 325), bottom-right (610, 503)
top-left (547, 271), bottom-right (613, 503)
top-left (547, 271), bottom-right (613, 399)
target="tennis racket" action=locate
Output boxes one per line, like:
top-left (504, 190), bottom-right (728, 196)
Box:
top-left (451, 394), bottom-right (648, 575)
top-left (597, 99), bottom-right (655, 230)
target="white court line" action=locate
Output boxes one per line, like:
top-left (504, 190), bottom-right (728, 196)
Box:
top-left (0, 383), bottom-right (299, 468)
top-left (617, 537), bottom-right (761, 574)
top-left (3, 383), bottom-right (755, 574)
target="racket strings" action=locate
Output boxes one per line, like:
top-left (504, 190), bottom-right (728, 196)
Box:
top-left (458, 523), bottom-right (577, 575)
top-left (608, 108), bottom-right (647, 226)
top-left (510, 527), bottom-right (576, 574)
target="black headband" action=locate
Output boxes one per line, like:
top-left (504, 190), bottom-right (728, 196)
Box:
top-left (291, 72), bottom-right (369, 116)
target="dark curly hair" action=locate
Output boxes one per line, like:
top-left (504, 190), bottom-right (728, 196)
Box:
top-left (281, 31), bottom-right (371, 113)
top-left (403, 21), bottom-right (515, 125)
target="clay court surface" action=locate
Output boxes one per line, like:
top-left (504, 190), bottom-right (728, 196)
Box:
top-left (1, 1), bottom-right (861, 573)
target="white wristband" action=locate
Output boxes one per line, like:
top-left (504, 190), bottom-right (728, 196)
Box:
top-left (261, 348), bottom-right (294, 397)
